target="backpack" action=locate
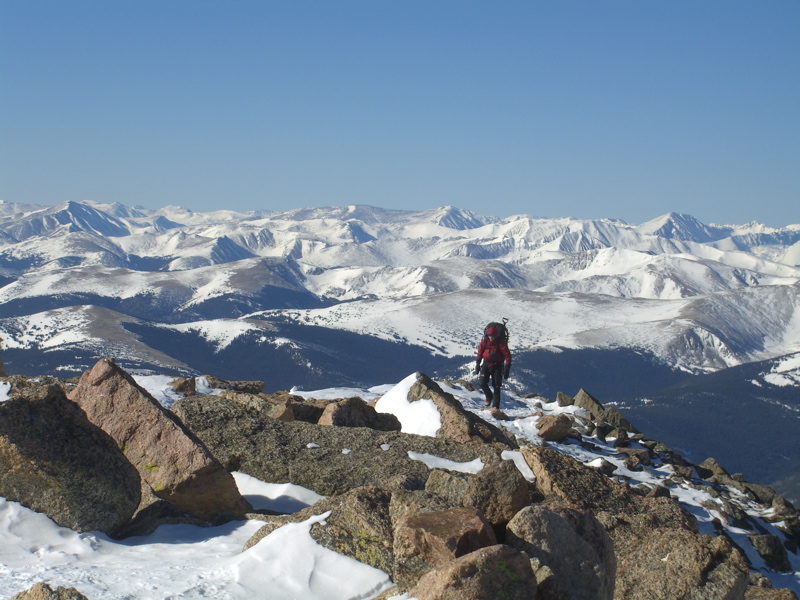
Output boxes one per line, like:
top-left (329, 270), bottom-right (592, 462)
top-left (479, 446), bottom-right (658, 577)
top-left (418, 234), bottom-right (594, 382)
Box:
top-left (484, 318), bottom-right (509, 344)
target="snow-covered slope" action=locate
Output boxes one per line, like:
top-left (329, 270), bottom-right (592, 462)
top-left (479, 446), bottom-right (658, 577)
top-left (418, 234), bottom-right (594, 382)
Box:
top-left (261, 284), bottom-right (800, 371)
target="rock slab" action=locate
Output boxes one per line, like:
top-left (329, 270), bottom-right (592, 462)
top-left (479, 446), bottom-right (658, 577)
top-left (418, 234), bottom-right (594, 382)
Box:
top-left (68, 358), bottom-right (249, 520)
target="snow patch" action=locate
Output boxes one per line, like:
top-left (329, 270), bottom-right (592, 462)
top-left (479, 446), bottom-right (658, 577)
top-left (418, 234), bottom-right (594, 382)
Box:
top-left (0, 381), bottom-right (10, 402)
top-left (374, 373), bottom-right (442, 436)
top-left (761, 353), bottom-right (800, 387)
top-left (132, 375), bottom-right (184, 408)
top-left (195, 376), bottom-right (228, 395)
top-left (228, 512), bottom-right (393, 600)
top-left (167, 320), bottom-right (262, 352)
top-left (232, 472), bottom-right (325, 513)
top-left (502, 450), bottom-right (537, 482)
top-left (407, 452), bottom-right (484, 474)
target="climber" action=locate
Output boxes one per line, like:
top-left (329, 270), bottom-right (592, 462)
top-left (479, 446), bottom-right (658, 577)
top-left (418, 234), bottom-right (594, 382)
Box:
top-left (474, 322), bottom-right (512, 409)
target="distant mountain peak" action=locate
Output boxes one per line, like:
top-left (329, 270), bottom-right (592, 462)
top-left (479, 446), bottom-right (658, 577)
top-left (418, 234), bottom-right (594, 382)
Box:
top-left (637, 212), bottom-right (717, 242)
top-left (429, 206), bottom-right (492, 230)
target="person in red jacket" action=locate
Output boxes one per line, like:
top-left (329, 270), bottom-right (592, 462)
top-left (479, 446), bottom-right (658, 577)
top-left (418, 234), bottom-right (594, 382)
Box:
top-left (475, 324), bottom-right (512, 408)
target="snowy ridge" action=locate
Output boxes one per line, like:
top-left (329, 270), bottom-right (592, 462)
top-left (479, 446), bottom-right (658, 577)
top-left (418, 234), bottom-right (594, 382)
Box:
top-left (2, 201), bottom-right (799, 274)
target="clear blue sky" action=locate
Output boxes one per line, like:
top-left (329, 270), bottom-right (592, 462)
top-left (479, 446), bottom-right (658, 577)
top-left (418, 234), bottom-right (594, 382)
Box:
top-left (2, 1), bottom-right (798, 227)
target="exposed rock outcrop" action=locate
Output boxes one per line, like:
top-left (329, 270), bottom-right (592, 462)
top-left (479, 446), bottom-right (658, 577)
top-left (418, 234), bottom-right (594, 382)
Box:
top-left (113, 478), bottom-right (208, 538)
top-left (572, 388), bottom-right (639, 433)
top-left (601, 516), bottom-right (749, 600)
top-left (520, 444), bottom-right (757, 599)
top-left (173, 392), bottom-right (504, 497)
top-left (68, 358), bottom-right (249, 520)
top-left (745, 585), bottom-right (800, 600)
top-left (522, 445), bottom-right (636, 512)
top-left (218, 390), bottom-right (297, 422)
top-left (749, 534), bottom-right (792, 572)
top-left (199, 375), bottom-right (264, 394)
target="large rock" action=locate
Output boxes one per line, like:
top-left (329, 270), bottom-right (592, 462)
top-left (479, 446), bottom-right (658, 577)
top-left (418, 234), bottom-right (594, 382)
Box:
top-left (748, 534), bottom-right (791, 572)
top-left (599, 516), bottom-right (749, 600)
top-left (245, 485), bottom-right (489, 589)
top-left (407, 544), bottom-right (538, 600)
top-left (1, 374), bottom-right (75, 400)
top-left (389, 488), bottom-right (456, 527)
top-left (696, 457), bottom-right (729, 479)
top-left (244, 486), bottom-right (394, 574)
top-left (318, 396), bottom-right (401, 431)
top-left (406, 372), bottom-right (517, 448)
top-left (0, 378), bottom-right (140, 535)
top-left (536, 414), bottom-right (573, 442)
top-left (264, 392), bottom-right (338, 423)
top-left (595, 491), bottom-right (748, 600)
top-left (506, 503), bottom-right (616, 600)
top-left (219, 389), bottom-right (332, 424)
top-left (556, 391), bottom-right (573, 407)
top-left (11, 583), bottom-right (89, 600)
top-left (168, 376), bottom-right (196, 397)
top-left (173, 393), bottom-right (503, 497)
top-left (424, 459), bottom-right (530, 527)
top-left (573, 388), bottom-right (603, 419)
top-left (521, 445), bottom-right (635, 512)
top-left (68, 358), bottom-right (249, 520)
top-left (765, 496), bottom-right (800, 547)
top-left (600, 406), bottom-right (637, 433)
top-left (393, 507), bottom-right (497, 589)
top-left (574, 388), bottom-right (638, 433)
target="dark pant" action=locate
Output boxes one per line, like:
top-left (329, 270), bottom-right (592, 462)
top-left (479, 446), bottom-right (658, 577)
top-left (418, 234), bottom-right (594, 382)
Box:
top-left (479, 363), bottom-right (503, 408)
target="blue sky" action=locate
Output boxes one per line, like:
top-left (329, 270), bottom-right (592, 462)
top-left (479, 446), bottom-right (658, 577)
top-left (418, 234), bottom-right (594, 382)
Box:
top-left (1, 1), bottom-right (798, 227)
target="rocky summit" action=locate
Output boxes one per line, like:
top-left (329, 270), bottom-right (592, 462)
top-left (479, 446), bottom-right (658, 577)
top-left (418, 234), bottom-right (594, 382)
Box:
top-left (1, 361), bottom-right (799, 599)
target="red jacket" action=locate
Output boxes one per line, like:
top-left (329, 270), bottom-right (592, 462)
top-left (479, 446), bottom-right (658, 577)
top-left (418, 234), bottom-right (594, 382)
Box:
top-left (476, 335), bottom-right (512, 366)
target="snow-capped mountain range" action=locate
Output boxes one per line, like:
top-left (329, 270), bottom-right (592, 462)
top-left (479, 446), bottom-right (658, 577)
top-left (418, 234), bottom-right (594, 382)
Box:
top-left (1, 199), bottom-right (799, 498)
top-left (1, 199), bottom-right (799, 373)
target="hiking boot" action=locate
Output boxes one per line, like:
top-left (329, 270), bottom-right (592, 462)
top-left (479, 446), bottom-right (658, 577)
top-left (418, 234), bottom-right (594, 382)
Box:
top-left (484, 398), bottom-right (492, 407)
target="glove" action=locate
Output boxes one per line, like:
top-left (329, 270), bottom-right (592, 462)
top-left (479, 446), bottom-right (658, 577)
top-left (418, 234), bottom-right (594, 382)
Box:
top-left (474, 362), bottom-right (481, 375)
top-left (503, 364), bottom-right (510, 380)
